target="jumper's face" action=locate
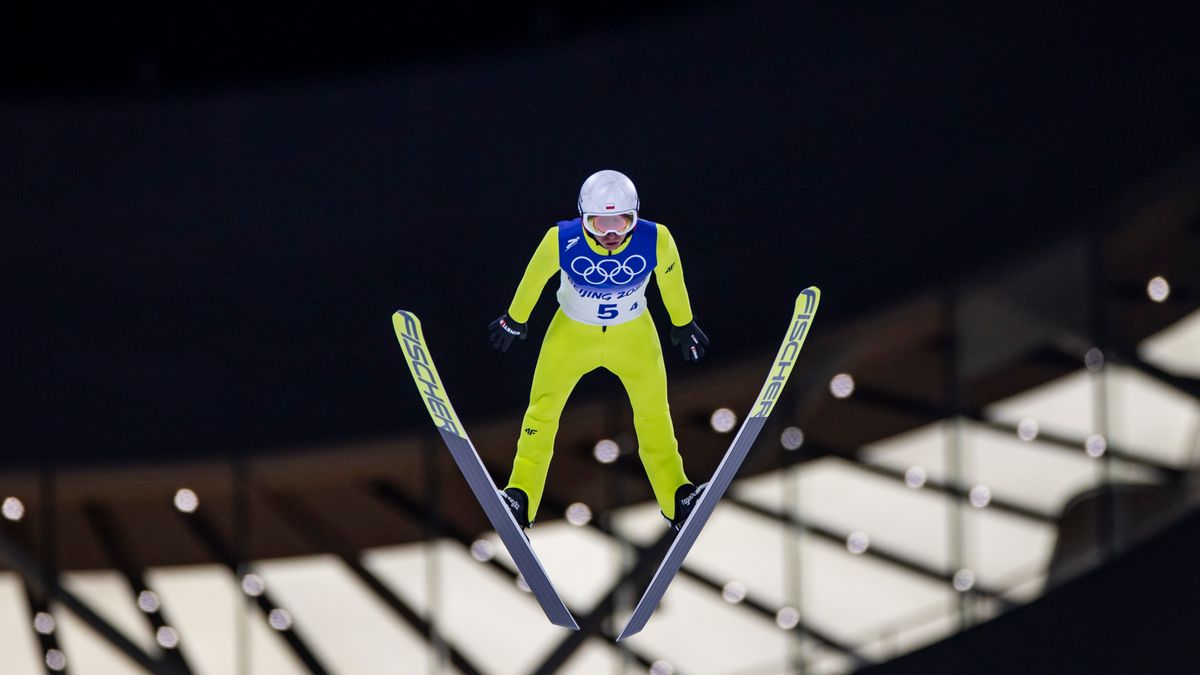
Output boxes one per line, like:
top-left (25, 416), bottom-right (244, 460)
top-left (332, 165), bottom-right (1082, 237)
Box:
top-left (588, 215), bottom-right (634, 250)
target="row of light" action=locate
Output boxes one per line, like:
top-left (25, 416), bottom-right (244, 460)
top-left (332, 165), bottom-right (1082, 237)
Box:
top-left (469, 500), bottom-right (596, 564)
top-left (18, 325), bottom-right (1134, 660)
top-left (469, 508), bottom-right (991, 598)
top-left (177, 491), bottom-right (294, 628)
top-left (899, 468), bottom-right (993, 506)
top-left (842, 529), bottom-right (974, 590)
top-left (715, 416), bottom-right (805, 454)
top-left (173, 490), bottom-right (294, 631)
top-left (13, 493), bottom-right (282, 594)
top-left (3, 487), bottom-right (290, 672)
top-left (32, 580), bottom-right (280, 639)
top-left (3, 487), bottom-right (204, 521)
top-left (844, 533), bottom-right (982, 592)
top-left (519, 280), bottom-right (1164, 662)
top-left (573, 378), bottom-right (1056, 597)
top-left (1015, 417), bottom-right (1109, 458)
top-left (479, 533), bottom-right (977, 607)
top-left (175, 291), bottom-right (1200, 675)
top-left (717, 561), bottom-right (976, 601)
top-left (584, 369), bottom-right (824, 465)
top-left (34, 610), bottom-right (180, 655)
top-left (592, 422), bottom-right (805, 466)
top-left (641, 559), bottom-right (980, 670)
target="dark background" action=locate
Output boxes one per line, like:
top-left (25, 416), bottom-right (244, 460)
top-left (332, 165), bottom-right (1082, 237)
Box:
top-left (3, 1), bottom-right (1199, 463)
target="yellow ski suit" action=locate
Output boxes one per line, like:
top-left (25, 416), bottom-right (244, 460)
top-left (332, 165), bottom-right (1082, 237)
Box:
top-left (504, 219), bottom-right (695, 521)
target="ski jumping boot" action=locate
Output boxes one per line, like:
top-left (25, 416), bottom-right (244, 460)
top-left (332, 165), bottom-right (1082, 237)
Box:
top-left (501, 487), bottom-right (532, 529)
top-left (665, 482), bottom-right (708, 531)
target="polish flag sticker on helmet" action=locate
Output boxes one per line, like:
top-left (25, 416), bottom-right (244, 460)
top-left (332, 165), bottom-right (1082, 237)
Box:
top-left (605, 202), bottom-right (616, 210)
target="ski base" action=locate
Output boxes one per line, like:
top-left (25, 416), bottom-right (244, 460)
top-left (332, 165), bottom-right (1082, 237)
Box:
top-left (617, 287), bottom-right (820, 640)
top-left (393, 310), bottom-right (579, 631)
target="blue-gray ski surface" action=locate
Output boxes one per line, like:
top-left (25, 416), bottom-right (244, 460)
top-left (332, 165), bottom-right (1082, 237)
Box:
top-left (617, 287), bottom-right (820, 640)
top-left (393, 310), bottom-right (579, 631)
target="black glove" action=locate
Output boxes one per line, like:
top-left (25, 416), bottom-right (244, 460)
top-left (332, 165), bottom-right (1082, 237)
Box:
top-left (670, 320), bottom-right (709, 362)
top-left (488, 313), bottom-right (528, 352)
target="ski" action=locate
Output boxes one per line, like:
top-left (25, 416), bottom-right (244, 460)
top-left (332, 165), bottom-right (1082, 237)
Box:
top-left (391, 310), bottom-right (580, 631)
top-left (617, 287), bottom-right (820, 640)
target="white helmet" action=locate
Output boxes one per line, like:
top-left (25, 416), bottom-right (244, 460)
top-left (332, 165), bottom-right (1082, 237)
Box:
top-left (577, 170), bottom-right (639, 231)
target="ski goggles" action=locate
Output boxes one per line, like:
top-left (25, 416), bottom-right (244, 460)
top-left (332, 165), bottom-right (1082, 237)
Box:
top-left (583, 212), bottom-right (637, 237)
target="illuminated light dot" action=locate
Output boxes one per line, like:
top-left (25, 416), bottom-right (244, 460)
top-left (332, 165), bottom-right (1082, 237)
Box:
top-left (268, 609), bottom-right (293, 631)
top-left (2, 497), bottom-right (25, 521)
top-left (781, 427), bottom-right (805, 451)
top-left (905, 466), bottom-right (927, 489)
top-left (846, 531), bottom-right (870, 555)
top-left (470, 539), bottom-right (495, 562)
top-left (1017, 418), bottom-right (1039, 442)
top-left (173, 489), bottom-right (199, 513)
top-left (1086, 434), bottom-right (1108, 458)
top-left (1147, 276), bottom-right (1171, 303)
top-left (156, 626), bottom-right (180, 649)
top-left (1084, 348), bottom-right (1105, 371)
top-left (241, 574), bottom-right (265, 597)
top-left (516, 575), bottom-right (531, 593)
top-left (565, 502), bottom-right (592, 527)
top-left (33, 612), bottom-right (56, 635)
top-left (721, 581), bottom-right (747, 604)
top-left (650, 660), bottom-right (675, 675)
top-left (830, 373), bottom-right (855, 399)
top-left (45, 649), bottom-right (66, 672)
top-left (137, 590), bottom-right (160, 613)
top-left (593, 439), bottom-right (620, 464)
top-left (710, 408), bottom-right (737, 433)
top-left (775, 606), bottom-right (801, 630)
top-left (969, 485), bottom-right (992, 508)
top-left (953, 569), bottom-right (976, 592)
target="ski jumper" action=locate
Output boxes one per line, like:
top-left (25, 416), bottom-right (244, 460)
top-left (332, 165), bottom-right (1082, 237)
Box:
top-left (505, 218), bottom-right (694, 521)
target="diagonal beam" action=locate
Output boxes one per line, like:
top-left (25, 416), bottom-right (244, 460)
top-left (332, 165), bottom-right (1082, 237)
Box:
top-left (1097, 341), bottom-right (1200, 403)
top-left (723, 495), bottom-right (1014, 603)
top-left (513, 445), bottom-right (868, 667)
top-left (83, 504), bottom-right (194, 675)
top-left (370, 480), bottom-right (666, 672)
top-left (380, 441), bottom-right (863, 671)
top-left (259, 488), bottom-right (486, 675)
top-left (172, 507), bottom-right (331, 675)
top-left (783, 441), bottom-right (1058, 524)
top-left (0, 524), bottom-right (179, 674)
top-left (530, 527), bottom-right (674, 675)
top-left (533, 489), bottom-right (866, 670)
top-left (973, 417), bottom-right (1181, 477)
top-left (465, 456), bottom-right (700, 670)
top-left (851, 384), bottom-right (1182, 477)
top-left (22, 580), bottom-right (69, 675)
top-left (371, 480), bottom-right (530, 594)
top-left (672, 560), bottom-right (873, 670)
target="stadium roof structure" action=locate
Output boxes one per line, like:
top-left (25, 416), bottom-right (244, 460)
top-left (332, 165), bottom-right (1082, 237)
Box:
top-left (1, 152), bottom-right (1197, 675)
top-left (4, 3), bottom-right (1200, 673)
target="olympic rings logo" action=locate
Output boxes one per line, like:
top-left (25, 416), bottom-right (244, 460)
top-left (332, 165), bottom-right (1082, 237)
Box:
top-left (570, 254), bottom-right (648, 285)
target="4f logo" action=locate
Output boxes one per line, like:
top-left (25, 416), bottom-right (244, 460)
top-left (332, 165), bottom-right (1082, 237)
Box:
top-left (524, 428), bottom-right (539, 436)
top-left (664, 262), bottom-right (677, 274)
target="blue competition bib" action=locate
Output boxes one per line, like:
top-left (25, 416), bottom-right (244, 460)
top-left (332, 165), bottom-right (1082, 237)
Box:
top-left (555, 218), bottom-right (658, 326)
